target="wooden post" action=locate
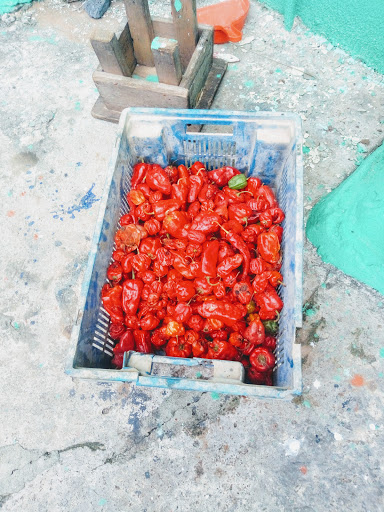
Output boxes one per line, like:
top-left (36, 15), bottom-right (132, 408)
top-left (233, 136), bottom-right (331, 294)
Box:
top-left (170, 0), bottom-right (198, 71)
top-left (123, 0), bottom-right (155, 67)
top-left (151, 37), bottom-right (182, 86)
top-left (91, 29), bottom-right (135, 76)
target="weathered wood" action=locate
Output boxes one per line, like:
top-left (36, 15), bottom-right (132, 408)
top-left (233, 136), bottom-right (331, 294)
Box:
top-left (151, 37), bottom-right (182, 86)
top-left (91, 29), bottom-right (135, 76)
top-left (93, 70), bottom-right (189, 111)
top-left (118, 23), bottom-right (137, 75)
top-left (170, 0), bottom-right (198, 71)
top-left (152, 16), bottom-right (208, 39)
top-left (123, 0), bottom-right (155, 66)
top-left (92, 96), bottom-right (121, 123)
top-left (180, 27), bottom-right (213, 108)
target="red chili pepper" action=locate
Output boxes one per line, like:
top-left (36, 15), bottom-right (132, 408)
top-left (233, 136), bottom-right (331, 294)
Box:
top-left (188, 201), bottom-right (201, 219)
top-left (255, 286), bottom-right (284, 319)
top-left (246, 366), bottom-right (267, 384)
top-left (131, 162), bottom-right (149, 189)
top-left (252, 272), bottom-right (270, 294)
top-left (146, 164), bottom-right (172, 195)
top-left (186, 243), bottom-right (202, 259)
top-left (230, 320), bottom-right (247, 336)
top-left (166, 336), bottom-right (192, 358)
top-left (257, 231), bottom-right (280, 264)
top-left (214, 203), bottom-right (228, 220)
top-left (131, 253), bottom-right (151, 273)
top-left (165, 321), bottom-right (185, 337)
top-left (113, 330), bottom-right (135, 353)
top-left (178, 164), bottom-right (190, 183)
top-left (197, 299), bottom-right (246, 327)
top-left (125, 315), bottom-right (140, 329)
top-left (205, 318), bottom-right (225, 331)
top-left (217, 254), bottom-right (243, 278)
top-left (153, 260), bottom-right (169, 278)
top-left (249, 346), bottom-right (275, 372)
top-left (214, 190), bottom-right (229, 206)
top-left (228, 203), bottom-right (253, 225)
top-left (198, 183), bottom-right (218, 202)
top-left (210, 329), bottom-right (228, 341)
top-left (194, 276), bottom-right (213, 296)
top-left (246, 177), bottom-right (262, 196)
top-left (187, 314), bottom-right (205, 332)
top-left (155, 247), bottom-right (173, 267)
top-left (208, 166), bottom-right (240, 187)
top-left (122, 279), bottom-right (143, 316)
top-left (247, 198), bottom-right (269, 212)
top-left (218, 241), bottom-right (235, 263)
top-left (268, 270), bottom-right (283, 288)
top-left (153, 199), bottom-right (182, 222)
top-left (151, 326), bottom-right (169, 347)
top-left (200, 240), bottom-right (219, 278)
top-left (144, 218), bottom-right (161, 236)
top-left (140, 314), bottom-right (160, 331)
top-left (109, 322), bottom-right (126, 340)
top-left (135, 202), bottom-right (153, 222)
top-left (191, 337), bottom-right (207, 357)
top-left (146, 280), bottom-right (163, 306)
top-left (164, 165), bottom-right (178, 184)
top-left (228, 332), bottom-right (244, 348)
top-left (263, 336), bottom-right (277, 350)
top-left (175, 280), bottom-right (196, 302)
top-left (222, 270), bottom-right (240, 287)
top-left (206, 340), bottom-right (239, 361)
top-left (163, 211), bottom-right (190, 239)
top-left (213, 281), bottom-right (226, 300)
top-left (250, 257), bottom-right (267, 275)
top-left (233, 280), bottom-right (253, 305)
top-left (258, 185), bottom-right (278, 208)
top-left (107, 262), bottom-right (123, 283)
top-left (136, 183), bottom-right (151, 199)
top-left (190, 161), bottom-right (206, 175)
top-left (128, 189), bottom-right (146, 206)
top-left (244, 316), bottom-right (265, 346)
top-left (172, 252), bottom-right (200, 280)
top-left (171, 181), bottom-right (189, 203)
top-left (270, 224), bottom-right (283, 243)
top-left (174, 302), bottom-right (192, 323)
top-left (241, 224), bottom-right (264, 243)
top-left (220, 220), bottom-right (243, 238)
top-left (139, 237), bottom-right (162, 259)
top-left (112, 249), bottom-right (126, 263)
top-left (114, 224), bottom-right (144, 251)
top-left (187, 230), bottom-right (206, 244)
top-left (101, 284), bottom-right (124, 324)
top-left (188, 175), bottom-right (204, 203)
top-left (133, 329), bottom-right (152, 353)
top-left (149, 190), bottom-right (163, 204)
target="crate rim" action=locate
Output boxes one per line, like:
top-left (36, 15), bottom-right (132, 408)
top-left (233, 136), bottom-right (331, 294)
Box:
top-left (66, 107), bottom-right (303, 400)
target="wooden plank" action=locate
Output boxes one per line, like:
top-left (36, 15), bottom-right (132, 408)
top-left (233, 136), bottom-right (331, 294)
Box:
top-left (152, 16), bottom-right (208, 39)
top-left (180, 27), bottom-right (213, 108)
top-left (170, 0), bottom-right (198, 71)
top-left (90, 29), bottom-right (135, 76)
top-left (93, 70), bottom-right (189, 111)
top-left (123, 0), bottom-right (154, 66)
top-left (118, 23), bottom-right (137, 76)
top-left (92, 96), bottom-right (121, 124)
top-left (151, 37), bottom-right (182, 86)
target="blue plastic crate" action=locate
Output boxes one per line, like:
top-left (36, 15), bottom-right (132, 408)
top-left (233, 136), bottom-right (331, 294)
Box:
top-left (66, 108), bottom-right (303, 399)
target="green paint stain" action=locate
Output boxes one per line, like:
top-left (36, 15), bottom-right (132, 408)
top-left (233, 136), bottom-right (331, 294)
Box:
top-left (151, 37), bottom-right (162, 50)
top-left (275, 67), bottom-right (282, 73)
top-left (377, 302), bottom-right (383, 307)
top-left (379, 348), bottom-right (384, 358)
top-left (79, 80), bottom-right (83, 84)
top-left (74, 101), bottom-right (81, 111)
top-left (305, 308), bottom-right (316, 317)
top-left (302, 400), bottom-right (311, 408)
top-left (196, 371), bottom-right (202, 378)
top-left (216, 73), bottom-right (222, 78)
top-left (307, 142), bottom-right (384, 295)
top-left (29, 34), bottom-right (57, 45)
top-left (378, 372), bottom-right (384, 378)
top-left (98, 499), bottom-right (107, 506)
top-left (146, 75), bottom-right (159, 82)
top-left (321, 283), bottom-right (326, 289)
top-left (211, 392), bottom-right (220, 400)
top-left (302, 146), bottom-right (310, 154)
top-left (244, 80), bottom-right (254, 88)
top-left (306, 196), bottom-right (312, 201)
top-left (333, 374), bottom-right (342, 382)
top-left (357, 143), bottom-right (367, 154)
top-left (12, 321), bottom-right (20, 330)
top-left (228, 64), bottom-right (238, 71)
top-left (174, 0), bottom-right (182, 12)
top-left (7, 190), bottom-right (13, 197)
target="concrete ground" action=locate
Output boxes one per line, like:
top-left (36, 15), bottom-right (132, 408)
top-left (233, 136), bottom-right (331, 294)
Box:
top-left (1, 0), bottom-right (384, 510)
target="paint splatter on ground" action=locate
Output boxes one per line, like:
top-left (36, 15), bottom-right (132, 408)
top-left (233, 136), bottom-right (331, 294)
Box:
top-left (52, 183), bottom-right (100, 219)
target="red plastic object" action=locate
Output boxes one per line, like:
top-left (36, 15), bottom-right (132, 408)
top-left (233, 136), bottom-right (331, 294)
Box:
top-left (197, 0), bottom-right (250, 44)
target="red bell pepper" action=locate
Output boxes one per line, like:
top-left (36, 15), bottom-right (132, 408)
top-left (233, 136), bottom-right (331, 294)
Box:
top-left (197, 299), bottom-right (246, 327)
top-left (166, 336), bottom-right (192, 358)
top-left (217, 254), bottom-right (243, 278)
top-left (109, 322), bottom-right (126, 340)
top-left (233, 280), bottom-right (253, 305)
top-left (163, 211), bottom-right (190, 239)
top-left (257, 231), bottom-right (280, 264)
top-left (131, 162), bottom-right (149, 189)
top-left (133, 329), bottom-right (151, 353)
top-left (153, 199), bottom-right (182, 222)
top-left (122, 279), bottom-right (143, 315)
top-left (244, 316), bottom-right (265, 346)
top-left (113, 330), bottom-right (135, 353)
top-left (107, 262), bottom-right (123, 283)
top-left (174, 303), bottom-right (192, 323)
top-left (146, 164), bottom-right (172, 195)
top-left (249, 346), bottom-right (275, 372)
top-left (201, 240), bottom-right (219, 278)
top-left (101, 284), bottom-right (124, 324)
top-left (228, 204), bottom-right (253, 225)
top-left (175, 280), bottom-right (196, 302)
top-left (140, 314), bottom-right (160, 331)
top-left (128, 190), bottom-right (146, 206)
top-left (188, 175), bottom-right (204, 203)
top-left (206, 340), bottom-right (239, 361)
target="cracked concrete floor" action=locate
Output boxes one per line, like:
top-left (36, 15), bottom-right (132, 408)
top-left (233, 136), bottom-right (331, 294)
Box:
top-left (1, 0), bottom-right (384, 510)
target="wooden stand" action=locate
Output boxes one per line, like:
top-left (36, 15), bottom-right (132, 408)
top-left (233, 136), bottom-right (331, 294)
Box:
top-left (90, 0), bottom-right (226, 124)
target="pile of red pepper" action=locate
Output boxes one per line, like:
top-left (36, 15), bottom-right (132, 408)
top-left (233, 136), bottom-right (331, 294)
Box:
top-left (101, 161), bottom-right (285, 385)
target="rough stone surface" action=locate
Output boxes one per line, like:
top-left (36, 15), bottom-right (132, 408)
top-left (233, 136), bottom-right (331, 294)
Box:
top-left (83, 0), bottom-right (111, 19)
top-left (1, 1), bottom-right (384, 511)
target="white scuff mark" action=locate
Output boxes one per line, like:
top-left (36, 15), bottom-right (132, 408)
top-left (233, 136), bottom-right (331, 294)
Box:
top-left (238, 35), bottom-right (255, 46)
top-left (313, 380), bottom-right (321, 389)
top-left (213, 53), bottom-right (240, 63)
top-left (334, 432), bottom-right (343, 441)
top-left (284, 438), bottom-right (301, 456)
top-left (369, 424), bottom-right (376, 431)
